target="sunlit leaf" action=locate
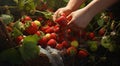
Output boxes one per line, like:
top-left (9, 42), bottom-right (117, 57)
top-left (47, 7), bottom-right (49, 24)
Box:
top-left (19, 35), bottom-right (40, 61)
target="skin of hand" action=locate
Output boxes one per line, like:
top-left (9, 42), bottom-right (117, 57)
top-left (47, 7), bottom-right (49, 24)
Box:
top-left (67, 0), bottom-right (118, 31)
top-left (53, 0), bottom-right (118, 31)
top-left (66, 8), bottom-right (94, 31)
top-left (53, 7), bottom-right (73, 21)
top-left (53, 0), bottom-right (86, 21)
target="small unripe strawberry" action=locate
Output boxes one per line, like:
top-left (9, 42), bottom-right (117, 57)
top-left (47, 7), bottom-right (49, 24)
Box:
top-left (34, 20), bottom-right (41, 27)
top-left (71, 40), bottom-right (79, 48)
top-left (44, 33), bottom-right (51, 40)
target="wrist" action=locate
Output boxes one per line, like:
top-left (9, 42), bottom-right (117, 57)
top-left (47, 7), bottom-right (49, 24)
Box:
top-left (65, 6), bottom-right (75, 12)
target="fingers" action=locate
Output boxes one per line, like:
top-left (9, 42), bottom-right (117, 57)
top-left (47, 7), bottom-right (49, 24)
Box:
top-left (66, 14), bottom-right (84, 31)
top-left (53, 9), bottom-right (65, 21)
top-left (53, 10), bottom-right (60, 21)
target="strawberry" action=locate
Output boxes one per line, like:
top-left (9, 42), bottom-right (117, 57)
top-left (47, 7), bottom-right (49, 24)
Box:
top-left (53, 25), bottom-right (60, 33)
top-left (47, 39), bottom-right (57, 48)
top-left (46, 20), bottom-right (56, 26)
top-left (34, 20), bottom-right (41, 27)
top-left (56, 44), bottom-right (63, 50)
top-left (21, 16), bottom-right (32, 24)
top-left (16, 35), bottom-right (24, 44)
top-left (45, 27), bottom-right (54, 33)
top-left (38, 36), bottom-right (48, 48)
top-left (61, 13), bottom-right (66, 17)
top-left (35, 31), bottom-right (41, 36)
top-left (78, 50), bottom-right (88, 58)
top-left (62, 40), bottom-right (69, 48)
top-left (44, 33), bottom-right (51, 40)
top-left (25, 22), bottom-right (38, 35)
top-left (99, 28), bottom-right (105, 36)
top-left (55, 15), bottom-right (68, 27)
top-left (71, 40), bottom-right (79, 48)
top-left (88, 32), bottom-right (95, 39)
top-left (50, 33), bottom-right (57, 40)
top-left (66, 46), bottom-right (77, 56)
top-left (40, 25), bottom-right (50, 32)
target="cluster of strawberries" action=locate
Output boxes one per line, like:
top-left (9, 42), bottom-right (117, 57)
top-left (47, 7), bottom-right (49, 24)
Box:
top-left (8, 14), bottom-right (106, 59)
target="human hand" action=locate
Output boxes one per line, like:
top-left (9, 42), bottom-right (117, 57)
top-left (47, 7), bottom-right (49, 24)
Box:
top-left (66, 8), bottom-right (94, 31)
top-left (53, 7), bottom-right (73, 21)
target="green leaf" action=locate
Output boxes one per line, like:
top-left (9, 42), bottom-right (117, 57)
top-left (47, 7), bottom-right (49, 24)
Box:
top-left (1, 14), bottom-right (14, 25)
top-left (40, 11), bottom-right (53, 19)
top-left (101, 36), bottom-right (111, 48)
top-left (14, 20), bottom-right (25, 31)
top-left (12, 27), bottom-right (23, 37)
top-left (19, 35), bottom-right (40, 61)
top-left (0, 48), bottom-right (23, 64)
top-left (23, 35), bottom-right (39, 45)
top-left (97, 18), bottom-right (104, 27)
top-left (88, 41), bottom-right (98, 52)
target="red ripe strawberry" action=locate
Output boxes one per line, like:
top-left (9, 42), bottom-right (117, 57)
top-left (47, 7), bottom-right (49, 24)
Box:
top-left (25, 22), bottom-right (38, 35)
top-left (45, 27), bottom-right (54, 33)
top-left (66, 46), bottom-right (77, 56)
top-left (38, 37), bottom-right (48, 48)
top-left (61, 13), bottom-right (66, 17)
top-left (88, 32), bottom-right (95, 39)
top-left (16, 35), bottom-right (24, 44)
top-left (50, 33), bottom-right (57, 40)
top-left (40, 25), bottom-right (50, 32)
top-left (99, 28), bottom-right (105, 36)
top-left (62, 40), bottom-right (69, 48)
top-left (46, 20), bottom-right (56, 26)
top-left (47, 39), bottom-right (57, 48)
top-left (55, 15), bottom-right (68, 27)
top-left (21, 16), bottom-right (32, 24)
top-left (53, 25), bottom-right (60, 33)
top-left (35, 31), bottom-right (41, 36)
top-left (56, 44), bottom-right (63, 50)
top-left (78, 50), bottom-right (88, 58)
